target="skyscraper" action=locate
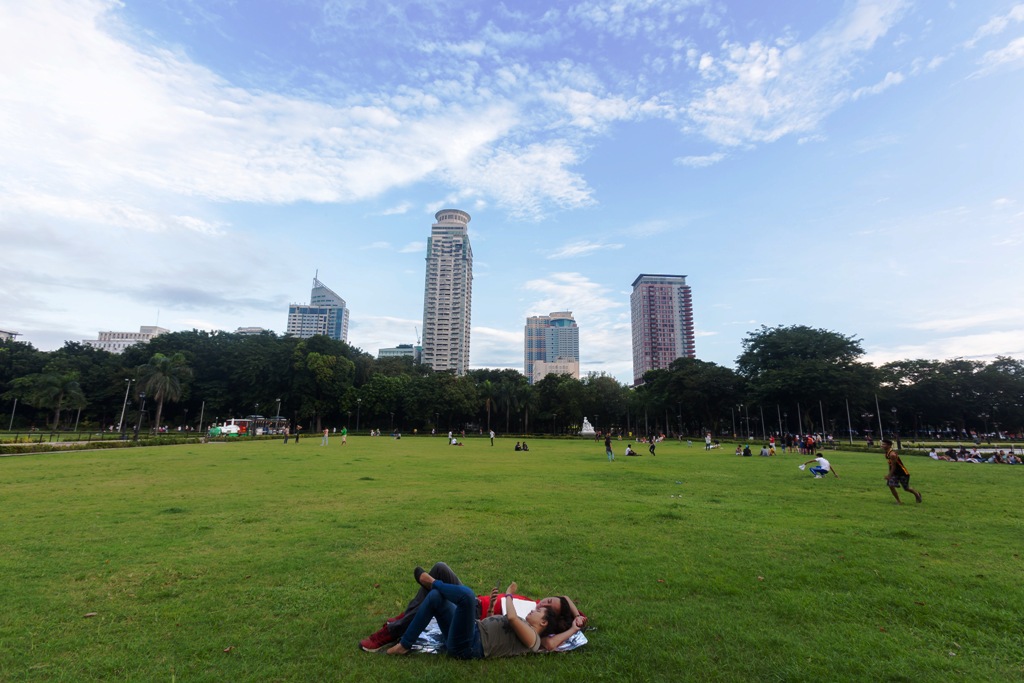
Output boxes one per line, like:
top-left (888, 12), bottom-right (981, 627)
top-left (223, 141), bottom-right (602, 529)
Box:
top-left (286, 275), bottom-right (350, 342)
top-left (421, 209), bottom-right (473, 375)
top-left (630, 274), bottom-right (695, 385)
top-left (524, 311), bottom-right (580, 384)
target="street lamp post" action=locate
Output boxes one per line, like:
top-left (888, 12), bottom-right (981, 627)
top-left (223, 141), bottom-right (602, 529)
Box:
top-left (134, 392), bottom-right (147, 440)
top-left (356, 398), bottom-right (362, 433)
top-left (390, 411), bottom-right (394, 433)
top-left (8, 397), bottom-right (17, 431)
top-left (117, 379), bottom-right (133, 437)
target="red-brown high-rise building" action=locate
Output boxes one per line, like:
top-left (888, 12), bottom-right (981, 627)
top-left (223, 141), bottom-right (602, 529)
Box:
top-left (630, 274), bottom-right (695, 385)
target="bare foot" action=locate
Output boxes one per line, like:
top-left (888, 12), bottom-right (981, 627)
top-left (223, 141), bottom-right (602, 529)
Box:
top-left (915, 492), bottom-right (922, 503)
top-left (386, 643), bottom-right (411, 655)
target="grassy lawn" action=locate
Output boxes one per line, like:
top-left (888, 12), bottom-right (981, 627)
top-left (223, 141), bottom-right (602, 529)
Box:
top-left (1, 436), bottom-right (1021, 682)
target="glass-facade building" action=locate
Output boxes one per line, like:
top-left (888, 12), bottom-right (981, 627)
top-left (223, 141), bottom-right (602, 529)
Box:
top-left (525, 311), bottom-right (580, 384)
top-left (286, 276), bottom-right (350, 342)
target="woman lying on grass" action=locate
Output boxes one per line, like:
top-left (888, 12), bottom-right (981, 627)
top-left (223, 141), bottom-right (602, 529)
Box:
top-left (386, 566), bottom-right (580, 658)
top-left (360, 561), bottom-right (586, 653)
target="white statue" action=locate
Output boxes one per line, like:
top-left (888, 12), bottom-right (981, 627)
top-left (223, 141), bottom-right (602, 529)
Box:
top-left (579, 417), bottom-right (595, 436)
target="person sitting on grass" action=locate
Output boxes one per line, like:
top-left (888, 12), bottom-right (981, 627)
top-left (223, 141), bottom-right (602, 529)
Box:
top-left (802, 455), bottom-right (839, 479)
top-left (521, 441), bottom-right (530, 452)
top-left (514, 442), bottom-right (522, 451)
top-left (360, 561), bottom-right (585, 653)
top-left (624, 444), bottom-right (637, 456)
top-left (384, 566), bottom-right (582, 659)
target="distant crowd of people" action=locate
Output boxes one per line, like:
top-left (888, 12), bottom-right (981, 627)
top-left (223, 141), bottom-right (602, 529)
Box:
top-left (929, 446), bottom-right (1021, 464)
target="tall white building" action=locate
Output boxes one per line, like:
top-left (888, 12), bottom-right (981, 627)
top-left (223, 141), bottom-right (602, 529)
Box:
top-left (525, 311), bottom-right (580, 384)
top-left (286, 275), bottom-right (350, 342)
top-left (630, 274), bottom-right (695, 385)
top-left (83, 326), bottom-right (169, 354)
top-left (421, 209), bottom-right (473, 375)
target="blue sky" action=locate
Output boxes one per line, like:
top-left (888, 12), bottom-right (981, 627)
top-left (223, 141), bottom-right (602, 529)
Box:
top-left (2, 0), bottom-right (1022, 383)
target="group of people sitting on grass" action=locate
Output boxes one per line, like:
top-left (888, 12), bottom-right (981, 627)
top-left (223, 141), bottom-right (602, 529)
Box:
top-left (929, 446), bottom-right (1022, 463)
top-left (514, 441), bottom-right (530, 451)
top-left (359, 561), bottom-right (587, 659)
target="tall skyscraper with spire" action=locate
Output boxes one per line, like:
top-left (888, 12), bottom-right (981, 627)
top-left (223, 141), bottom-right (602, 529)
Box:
top-left (286, 274), bottom-right (350, 342)
top-left (630, 274), bottom-right (695, 385)
top-left (421, 209), bottom-right (473, 375)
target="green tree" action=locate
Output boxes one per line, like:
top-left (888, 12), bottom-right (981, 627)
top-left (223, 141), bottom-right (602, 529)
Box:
top-left (665, 358), bottom-right (744, 435)
top-left (737, 325), bottom-right (877, 432)
top-left (534, 373), bottom-right (584, 434)
top-left (5, 371), bottom-right (86, 429)
top-left (581, 373), bottom-right (627, 434)
top-left (292, 342), bottom-right (355, 431)
top-left (139, 352), bottom-right (193, 431)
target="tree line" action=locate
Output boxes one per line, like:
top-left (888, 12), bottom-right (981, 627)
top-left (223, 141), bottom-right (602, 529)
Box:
top-left (2, 325), bottom-right (1022, 439)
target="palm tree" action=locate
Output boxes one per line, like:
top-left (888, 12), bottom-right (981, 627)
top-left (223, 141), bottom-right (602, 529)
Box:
top-left (139, 352), bottom-right (192, 432)
top-left (481, 379), bottom-right (497, 433)
top-left (518, 383), bottom-right (539, 435)
top-left (6, 372), bottom-right (85, 429)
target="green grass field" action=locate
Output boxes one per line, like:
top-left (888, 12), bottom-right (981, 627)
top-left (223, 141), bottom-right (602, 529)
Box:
top-left (1, 436), bottom-right (1021, 682)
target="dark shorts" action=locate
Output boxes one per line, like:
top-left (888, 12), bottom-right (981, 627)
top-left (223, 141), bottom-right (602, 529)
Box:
top-left (887, 473), bottom-right (911, 490)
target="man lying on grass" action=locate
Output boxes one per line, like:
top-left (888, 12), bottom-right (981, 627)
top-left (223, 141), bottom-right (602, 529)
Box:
top-left (362, 562), bottom-right (586, 657)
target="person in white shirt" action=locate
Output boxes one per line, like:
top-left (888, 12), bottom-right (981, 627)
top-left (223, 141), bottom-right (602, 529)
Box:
top-left (802, 455), bottom-right (839, 479)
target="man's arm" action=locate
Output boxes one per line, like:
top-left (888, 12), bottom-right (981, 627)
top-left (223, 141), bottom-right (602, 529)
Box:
top-left (830, 465), bottom-right (840, 478)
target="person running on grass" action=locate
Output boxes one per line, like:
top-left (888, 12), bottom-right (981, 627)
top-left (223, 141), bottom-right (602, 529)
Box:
top-left (883, 438), bottom-right (922, 504)
top-left (384, 566), bottom-right (582, 658)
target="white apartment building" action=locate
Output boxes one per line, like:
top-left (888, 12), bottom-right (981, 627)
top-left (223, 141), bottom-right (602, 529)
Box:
top-left (421, 209), bottom-right (473, 375)
top-left (83, 326), bottom-right (169, 354)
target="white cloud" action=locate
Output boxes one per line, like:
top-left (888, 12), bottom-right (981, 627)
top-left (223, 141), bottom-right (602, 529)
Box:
top-left (546, 241), bottom-right (624, 259)
top-left (905, 310), bottom-right (1024, 333)
top-left (676, 152), bottom-right (726, 167)
top-left (624, 220), bottom-right (671, 237)
top-left (865, 329), bottom-right (1024, 365)
top-left (974, 36), bottom-right (1024, 75)
top-left (399, 241), bottom-right (426, 253)
top-left (379, 202), bottom-right (413, 215)
top-left (851, 71), bottom-right (905, 99)
top-left (965, 4), bottom-right (1024, 48)
top-left (348, 315), bottom-right (422, 355)
top-left (0, 0), bottom-right (610, 230)
top-left (684, 0), bottom-right (910, 146)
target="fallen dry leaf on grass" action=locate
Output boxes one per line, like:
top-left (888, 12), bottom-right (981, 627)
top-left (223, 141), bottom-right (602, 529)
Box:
top-left (83, 613), bottom-right (97, 618)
